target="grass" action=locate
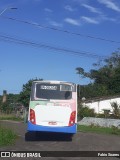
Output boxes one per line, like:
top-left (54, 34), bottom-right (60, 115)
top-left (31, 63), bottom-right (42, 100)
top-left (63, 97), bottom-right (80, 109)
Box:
top-left (77, 124), bottom-right (120, 135)
top-left (0, 125), bottom-right (17, 146)
top-left (0, 114), bottom-right (120, 136)
top-left (0, 114), bottom-right (23, 121)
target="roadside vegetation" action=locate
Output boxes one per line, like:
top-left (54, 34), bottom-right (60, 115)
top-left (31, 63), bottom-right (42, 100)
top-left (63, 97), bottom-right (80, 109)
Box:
top-left (0, 125), bottom-right (17, 146)
top-left (77, 124), bottom-right (120, 135)
top-left (0, 114), bottom-right (23, 121)
top-left (77, 101), bottom-right (120, 120)
top-left (76, 49), bottom-right (120, 99)
top-left (0, 49), bottom-right (119, 142)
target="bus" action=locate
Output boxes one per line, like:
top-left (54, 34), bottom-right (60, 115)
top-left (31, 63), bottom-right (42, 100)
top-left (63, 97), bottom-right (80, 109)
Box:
top-left (27, 80), bottom-right (77, 134)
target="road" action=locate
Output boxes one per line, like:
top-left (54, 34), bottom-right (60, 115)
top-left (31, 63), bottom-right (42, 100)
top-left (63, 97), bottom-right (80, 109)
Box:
top-left (0, 120), bottom-right (120, 160)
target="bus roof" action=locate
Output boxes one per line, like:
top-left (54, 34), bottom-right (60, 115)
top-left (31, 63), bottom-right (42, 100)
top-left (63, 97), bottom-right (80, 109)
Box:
top-left (32, 80), bottom-right (76, 85)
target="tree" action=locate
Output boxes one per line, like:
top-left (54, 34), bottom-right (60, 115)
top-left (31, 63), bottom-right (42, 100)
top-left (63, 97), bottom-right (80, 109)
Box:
top-left (104, 49), bottom-right (120, 68)
top-left (80, 84), bottom-right (109, 99)
top-left (76, 67), bottom-right (85, 78)
top-left (76, 49), bottom-right (120, 97)
top-left (76, 67), bottom-right (90, 79)
top-left (19, 78), bottom-right (43, 107)
top-left (76, 67), bottom-right (83, 98)
top-left (75, 67), bottom-right (89, 98)
top-left (0, 94), bottom-right (19, 113)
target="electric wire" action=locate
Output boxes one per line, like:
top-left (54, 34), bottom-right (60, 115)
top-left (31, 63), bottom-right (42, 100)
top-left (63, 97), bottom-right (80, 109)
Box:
top-left (0, 34), bottom-right (108, 59)
top-left (2, 16), bottom-right (120, 44)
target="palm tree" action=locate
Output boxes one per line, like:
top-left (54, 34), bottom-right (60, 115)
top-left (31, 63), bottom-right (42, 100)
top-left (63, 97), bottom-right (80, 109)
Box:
top-left (111, 102), bottom-right (120, 118)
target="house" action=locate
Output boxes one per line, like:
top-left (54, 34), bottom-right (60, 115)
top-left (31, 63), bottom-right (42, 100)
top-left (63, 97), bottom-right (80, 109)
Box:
top-left (83, 95), bottom-right (120, 114)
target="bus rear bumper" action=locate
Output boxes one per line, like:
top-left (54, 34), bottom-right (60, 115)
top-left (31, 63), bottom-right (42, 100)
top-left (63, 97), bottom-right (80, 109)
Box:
top-left (27, 121), bottom-right (77, 134)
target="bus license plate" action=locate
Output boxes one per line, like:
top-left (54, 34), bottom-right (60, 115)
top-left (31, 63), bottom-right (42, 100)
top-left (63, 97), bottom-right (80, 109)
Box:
top-left (48, 121), bottom-right (57, 125)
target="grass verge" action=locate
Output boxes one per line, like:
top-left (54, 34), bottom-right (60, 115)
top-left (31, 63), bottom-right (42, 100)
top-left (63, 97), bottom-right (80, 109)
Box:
top-left (77, 125), bottom-right (120, 135)
top-left (0, 125), bottom-right (17, 146)
top-left (0, 115), bottom-right (23, 121)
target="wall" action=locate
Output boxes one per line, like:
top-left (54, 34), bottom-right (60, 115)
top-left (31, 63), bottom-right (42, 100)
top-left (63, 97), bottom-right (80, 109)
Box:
top-left (84, 97), bottom-right (120, 114)
top-left (78, 117), bottom-right (120, 129)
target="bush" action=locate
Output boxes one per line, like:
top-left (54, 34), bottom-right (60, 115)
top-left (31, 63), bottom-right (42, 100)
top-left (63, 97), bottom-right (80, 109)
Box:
top-left (111, 102), bottom-right (120, 119)
top-left (78, 103), bottom-right (96, 119)
top-left (0, 102), bottom-right (13, 114)
top-left (0, 115), bottom-right (23, 121)
top-left (111, 126), bottom-right (120, 135)
top-left (96, 114), bottom-right (105, 118)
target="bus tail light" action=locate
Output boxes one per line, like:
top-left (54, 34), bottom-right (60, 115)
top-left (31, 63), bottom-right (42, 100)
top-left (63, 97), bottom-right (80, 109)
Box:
top-left (30, 109), bottom-right (36, 124)
top-left (69, 111), bottom-right (76, 126)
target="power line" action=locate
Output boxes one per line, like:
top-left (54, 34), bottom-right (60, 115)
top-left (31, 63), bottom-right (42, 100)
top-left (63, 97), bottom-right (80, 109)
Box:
top-left (0, 34), bottom-right (107, 59)
top-left (2, 16), bottom-right (120, 44)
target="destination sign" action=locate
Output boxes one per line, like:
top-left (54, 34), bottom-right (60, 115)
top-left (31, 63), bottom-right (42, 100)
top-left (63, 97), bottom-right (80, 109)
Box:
top-left (40, 85), bottom-right (57, 90)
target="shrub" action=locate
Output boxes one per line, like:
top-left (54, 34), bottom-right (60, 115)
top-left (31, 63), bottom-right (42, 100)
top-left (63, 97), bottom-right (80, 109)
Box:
top-left (110, 102), bottom-right (120, 119)
top-left (89, 123), bottom-right (100, 128)
top-left (0, 102), bottom-right (13, 114)
top-left (111, 126), bottom-right (120, 135)
top-left (78, 103), bottom-right (96, 119)
top-left (103, 109), bottom-right (110, 118)
top-left (96, 114), bottom-right (105, 118)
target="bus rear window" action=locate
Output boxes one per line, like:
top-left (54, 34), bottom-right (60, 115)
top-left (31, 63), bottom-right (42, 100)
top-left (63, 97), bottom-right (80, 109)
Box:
top-left (60, 84), bottom-right (72, 91)
top-left (35, 83), bottom-right (72, 100)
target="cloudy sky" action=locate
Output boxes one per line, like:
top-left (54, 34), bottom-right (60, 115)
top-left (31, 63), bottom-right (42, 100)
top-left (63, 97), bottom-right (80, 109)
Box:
top-left (0, 0), bottom-right (120, 94)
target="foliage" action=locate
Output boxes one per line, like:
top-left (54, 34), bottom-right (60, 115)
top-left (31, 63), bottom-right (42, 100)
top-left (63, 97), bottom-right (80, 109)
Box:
top-left (0, 79), bottom-right (43, 112)
top-left (0, 102), bottom-right (12, 113)
top-left (76, 49), bottom-right (120, 98)
top-left (0, 95), bottom-right (2, 103)
top-left (103, 109), bottom-right (111, 118)
top-left (110, 102), bottom-right (120, 119)
top-left (0, 115), bottom-right (23, 121)
top-left (111, 126), bottom-right (120, 135)
top-left (89, 123), bottom-right (100, 128)
top-left (7, 94), bottom-right (19, 104)
top-left (19, 78), bottom-right (43, 107)
top-left (96, 114), bottom-right (105, 118)
top-left (78, 103), bottom-right (96, 119)
top-left (80, 83), bottom-right (109, 99)
top-left (0, 94), bottom-right (20, 113)
top-left (76, 67), bottom-right (89, 79)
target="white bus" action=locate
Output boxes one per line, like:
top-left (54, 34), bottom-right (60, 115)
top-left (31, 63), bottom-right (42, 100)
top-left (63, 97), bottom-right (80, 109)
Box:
top-left (27, 80), bottom-right (77, 134)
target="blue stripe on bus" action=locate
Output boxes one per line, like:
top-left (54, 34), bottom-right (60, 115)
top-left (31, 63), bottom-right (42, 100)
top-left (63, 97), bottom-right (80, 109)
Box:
top-left (27, 121), bottom-right (77, 134)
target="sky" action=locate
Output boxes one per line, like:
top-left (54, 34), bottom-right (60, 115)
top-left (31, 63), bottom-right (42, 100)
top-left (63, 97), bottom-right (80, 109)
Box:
top-left (0, 0), bottom-right (120, 95)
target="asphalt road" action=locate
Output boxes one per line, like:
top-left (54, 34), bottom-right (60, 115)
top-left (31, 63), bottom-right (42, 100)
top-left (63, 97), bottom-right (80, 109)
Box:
top-left (0, 120), bottom-right (120, 160)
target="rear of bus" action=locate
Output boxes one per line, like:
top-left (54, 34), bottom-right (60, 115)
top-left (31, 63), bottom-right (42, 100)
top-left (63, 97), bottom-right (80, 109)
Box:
top-left (27, 81), bottom-right (77, 134)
